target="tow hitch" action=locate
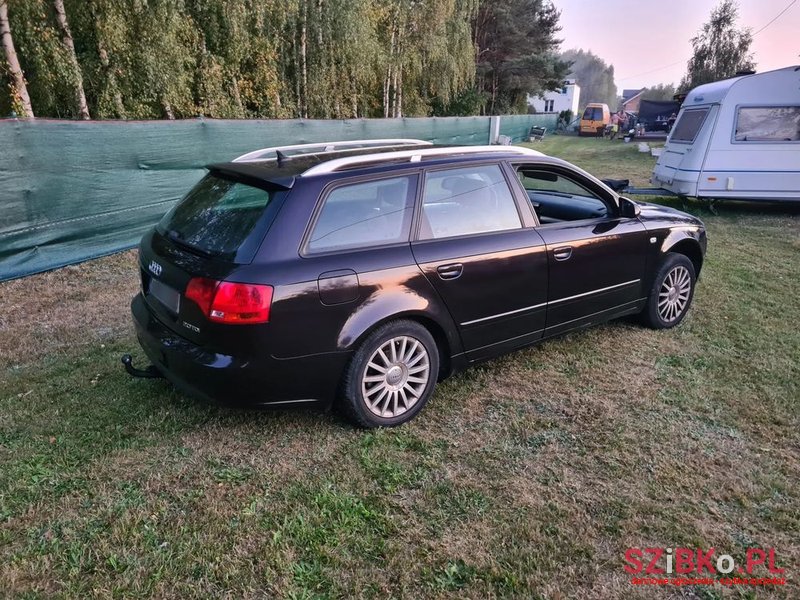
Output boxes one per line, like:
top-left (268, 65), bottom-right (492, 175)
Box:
top-left (121, 354), bottom-right (164, 379)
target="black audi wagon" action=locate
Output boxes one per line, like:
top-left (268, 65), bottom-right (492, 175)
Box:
top-left (126, 139), bottom-right (707, 427)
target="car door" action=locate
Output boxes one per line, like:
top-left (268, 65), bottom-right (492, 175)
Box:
top-left (510, 162), bottom-right (650, 337)
top-left (410, 162), bottom-right (548, 362)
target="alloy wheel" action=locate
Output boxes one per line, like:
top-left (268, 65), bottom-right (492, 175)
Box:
top-left (361, 335), bottom-right (430, 418)
top-left (658, 265), bottom-right (692, 323)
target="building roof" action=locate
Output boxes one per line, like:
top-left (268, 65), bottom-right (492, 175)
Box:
top-left (622, 88), bottom-right (643, 102)
top-left (621, 89), bottom-right (645, 106)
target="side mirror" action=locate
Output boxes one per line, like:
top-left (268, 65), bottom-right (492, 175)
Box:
top-left (619, 197), bottom-right (641, 218)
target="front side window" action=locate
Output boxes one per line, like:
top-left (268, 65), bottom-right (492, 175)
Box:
top-left (670, 108), bottom-right (710, 143)
top-left (517, 168), bottom-right (609, 223)
top-left (419, 165), bottom-right (521, 240)
top-left (307, 176), bottom-right (414, 253)
top-left (735, 106), bottom-right (800, 142)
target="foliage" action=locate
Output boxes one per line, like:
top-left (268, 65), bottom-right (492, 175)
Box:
top-left (0, 0), bottom-right (568, 119)
top-left (680, 0), bottom-right (754, 92)
top-left (641, 83), bottom-right (677, 102)
top-left (473, 0), bottom-right (569, 115)
top-left (560, 48), bottom-right (616, 109)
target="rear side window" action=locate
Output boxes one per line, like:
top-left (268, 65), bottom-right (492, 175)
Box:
top-left (670, 108), bottom-right (710, 143)
top-left (735, 106), bottom-right (800, 142)
top-left (307, 176), bottom-right (415, 253)
top-left (157, 174), bottom-right (284, 264)
top-left (419, 165), bottom-right (521, 240)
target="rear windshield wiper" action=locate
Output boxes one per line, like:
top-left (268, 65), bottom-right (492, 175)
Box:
top-left (165, 229), bottom-right (214, 258)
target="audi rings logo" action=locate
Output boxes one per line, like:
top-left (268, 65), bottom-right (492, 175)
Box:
top-left (148, 260), bottom-right (163, 277)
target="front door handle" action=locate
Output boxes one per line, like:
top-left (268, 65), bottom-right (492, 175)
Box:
top-left (553, 246), bottom-right (572, 261)
top-left (437, 263), bottom-right (463, 280)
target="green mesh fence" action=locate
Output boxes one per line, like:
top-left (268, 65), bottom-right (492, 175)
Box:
top-left (0, 114), bottom-right (555, 281)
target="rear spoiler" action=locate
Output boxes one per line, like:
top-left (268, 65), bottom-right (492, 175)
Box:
top-left (206, 162), bottom-right (295, 190)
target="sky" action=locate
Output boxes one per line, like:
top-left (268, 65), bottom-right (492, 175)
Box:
top-left (554, 0), bottom-right (800, 91)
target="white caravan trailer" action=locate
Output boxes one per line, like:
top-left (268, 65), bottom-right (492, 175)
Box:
top-left (651, 66), bottom-right (800, 201)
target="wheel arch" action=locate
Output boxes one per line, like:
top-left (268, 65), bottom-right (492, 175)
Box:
top-left (664, 238), bottom-right (704, 276)
top-left (660, 230), bottom-right (705, 277)
top-left (345, 311), bottom-right (455, 381)
top-left (333, 282), bottom-right (463, 378)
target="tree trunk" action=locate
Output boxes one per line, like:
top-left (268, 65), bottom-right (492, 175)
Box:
top-left (96, 37), bottom-right (125, 118)
top-left (300, 0), bottom-right (308, 118)
top-left (391, 67), bottom-right (398, 118)
top-left (383, 14), bottom-right (397, 118)
top-left (0, 1), bottom-right (34, 117)
top-left (396, 67), bottom-right (403, 118)
top-left (161, 96), bottom-right (175, 120)
top-left (53, 0), bottom-right (90, 119)
top-left (230, 75), bottom-right (244, 117)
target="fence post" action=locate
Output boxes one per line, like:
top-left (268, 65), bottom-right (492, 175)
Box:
top-left (489, 116), bottom-right (501, 144)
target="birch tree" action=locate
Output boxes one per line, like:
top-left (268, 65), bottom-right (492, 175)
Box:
top-left (53, 0), bottom-right (89, 118)
top-left (0, 0), bottom-right (34, 117)
top-left (680, 0), bottom-right (754, 91)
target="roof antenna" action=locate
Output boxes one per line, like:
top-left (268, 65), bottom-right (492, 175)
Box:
top-left (276, 150), bottom-right (288, 166)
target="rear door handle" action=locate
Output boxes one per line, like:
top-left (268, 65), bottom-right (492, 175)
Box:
top-left (436, 263), bottom-right (463, 280)
top-left (553, 246), bottom-right (572, 261)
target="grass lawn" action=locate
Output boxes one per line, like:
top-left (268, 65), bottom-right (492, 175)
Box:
top-left (1, 136), bottom-right (798, 599)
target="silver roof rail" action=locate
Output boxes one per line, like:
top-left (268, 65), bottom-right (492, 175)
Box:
top-left (233, 139), bottom-right (432, 163)
top-left (302, 145), bottom-right (544, 176)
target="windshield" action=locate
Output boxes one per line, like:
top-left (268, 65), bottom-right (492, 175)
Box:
top-left (157, 174), bottom-right (284, 263)
top-left (583, 107), bottom-right (602, 121)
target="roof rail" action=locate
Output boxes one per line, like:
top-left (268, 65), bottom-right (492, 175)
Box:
top-left (233, 139), bottom-right (432, 163)
top-left (301, 145), bottom-right (544, 176)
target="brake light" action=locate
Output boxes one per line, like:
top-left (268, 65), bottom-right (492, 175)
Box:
top-left (185, 277), bottom-right (273, 324)
top-left (185, 277), bottom-right (217, 315)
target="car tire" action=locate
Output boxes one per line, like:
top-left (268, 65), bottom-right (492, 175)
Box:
top-left (641, 253), bottom-right (697, 329)
top-left (338, 320), bottom-right (439, 428)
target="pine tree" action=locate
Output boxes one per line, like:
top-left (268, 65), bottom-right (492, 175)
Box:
top-left (474, 0), bottom-right (569, 115)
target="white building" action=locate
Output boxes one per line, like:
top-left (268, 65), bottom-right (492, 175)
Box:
top-left (528, 79), bottom-right (581, 115)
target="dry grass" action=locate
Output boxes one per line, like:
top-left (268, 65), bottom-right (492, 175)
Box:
top-left (0, 251), bottom-right (139, 366)
top-left (1, 136), bottom-right (798, 599)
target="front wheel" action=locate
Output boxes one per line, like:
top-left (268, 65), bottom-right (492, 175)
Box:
top-left (641, 254), bottom-right (697, 329)
top-left (338, 320), bottom-right (439, 428)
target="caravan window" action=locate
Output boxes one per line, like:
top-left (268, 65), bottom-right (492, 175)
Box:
top-left (734, 106), bottom-right (800, 142)
top-left (670, 108), bottom-right (709, 143)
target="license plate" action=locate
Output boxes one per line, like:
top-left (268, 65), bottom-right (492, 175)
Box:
top-left (149, 278), bottom-right (181, 314)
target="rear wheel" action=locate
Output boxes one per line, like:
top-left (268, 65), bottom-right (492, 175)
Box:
top-left (339, 320), bottom-right (439, 428)
top-left (641, 253), bottom-right (696, 329)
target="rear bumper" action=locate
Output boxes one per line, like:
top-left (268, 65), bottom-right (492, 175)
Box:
top-left (131, 293), bottom-right (348, 407)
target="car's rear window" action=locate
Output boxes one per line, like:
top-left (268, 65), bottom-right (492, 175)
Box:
top-left (157, 174), bottom-right (285, 263)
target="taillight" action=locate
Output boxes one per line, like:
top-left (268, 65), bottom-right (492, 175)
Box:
top-left (185, 277), bottom-right (273, 324)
